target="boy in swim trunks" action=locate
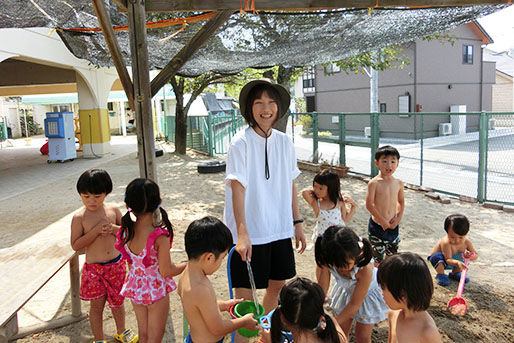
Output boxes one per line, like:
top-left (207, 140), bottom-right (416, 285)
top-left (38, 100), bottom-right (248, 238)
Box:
top-left (366, 145), bottom-right (404, 263)
top-left (71, 169), bottom-right (137, 343)
top-left (428, 214), bottom-right (478, 286)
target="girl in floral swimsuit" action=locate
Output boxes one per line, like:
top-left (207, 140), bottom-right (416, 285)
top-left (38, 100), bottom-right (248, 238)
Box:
top-left (116, 178), bottom-right (186, 343)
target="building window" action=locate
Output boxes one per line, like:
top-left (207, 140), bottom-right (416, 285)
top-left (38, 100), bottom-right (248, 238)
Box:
top-left (380, 103), bottom-right (387, 113)
top-left (302, 66), bottom-right (315, 93)
top-left (462, 45), bottom-right (473, 64)
top-left (323, 63), bottom-right (341, 74)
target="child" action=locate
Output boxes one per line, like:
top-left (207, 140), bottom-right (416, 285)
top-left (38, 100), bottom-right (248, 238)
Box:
top-left (178, 216), bottom-right (259, 343)
top-left (302, 169), bottom-right (357, 293)
top-left (223, 79), bottom-right (306, 318)
top-left (315, 226), bottom-right (388, 343)
top-left (365, 145), bottom-right (404, 263)
top-left (377, 253), bottom-right (442, 343)
top-left (266, 277), bottom-right (347, 343)
top-left (71, 169), bottom-right (137, 343)
top-left (428, 214), bottom-right (478, 286)
top-left (116, 178), bottom-right (186, 342)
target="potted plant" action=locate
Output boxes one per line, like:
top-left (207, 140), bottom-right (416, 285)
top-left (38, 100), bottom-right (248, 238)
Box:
top-left (319, 157), bottom-right (349, 178)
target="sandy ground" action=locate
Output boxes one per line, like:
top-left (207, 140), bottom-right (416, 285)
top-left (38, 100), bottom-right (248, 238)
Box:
top-left (3, 145), bottom-right (514, 343)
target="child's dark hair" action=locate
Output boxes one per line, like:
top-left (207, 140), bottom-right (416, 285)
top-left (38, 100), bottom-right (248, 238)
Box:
top-left (313, 169), bottom-right (343, 206)
top-left (444, 214), bottom-right (470, 235)
top-left (315, 226), bottom-right (373, 269)
top-left (244, 84), bottom-right (282, 127)
top-left (120, 178), bottom-right (172, 244)
top-left (76, 168), bottom-right (113, 195)
top-left (375, 145), bottom-right (400, 161)
top-left (377, 252), bottom-right (433, 311)
top-left (270, 277), bottom-right (340, 343)
top-left (184, 216), bottom-right (233, 259)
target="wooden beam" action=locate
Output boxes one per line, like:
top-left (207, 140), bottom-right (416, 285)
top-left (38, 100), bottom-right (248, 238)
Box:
top-left (143, 0), bottom-right (509, 12)
top-left (128, 0), bottom-right (157, 181)
top-left (112, 0), bottom-right (128, 12)
top-left (91, 0), bottom-right (135, 110)
top-left (150, 9), bottom-right (233, 97)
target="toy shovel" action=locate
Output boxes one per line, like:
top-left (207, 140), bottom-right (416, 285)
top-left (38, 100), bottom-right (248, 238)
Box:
top-left (447, 253), bottom-right (473, 316)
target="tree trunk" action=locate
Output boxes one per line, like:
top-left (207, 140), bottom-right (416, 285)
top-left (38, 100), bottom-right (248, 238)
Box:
top-left (275, 65), bottom-right (295, 133)
top-left (172, 80), bottom-right (188, 155)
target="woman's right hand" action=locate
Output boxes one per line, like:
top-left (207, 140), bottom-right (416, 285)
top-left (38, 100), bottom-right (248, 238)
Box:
top-left (236, 228), bottom-right (252, 261)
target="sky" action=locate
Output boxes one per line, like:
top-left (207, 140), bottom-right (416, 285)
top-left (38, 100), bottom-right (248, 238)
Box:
top-left (477, 5), bottom-right (514, 52)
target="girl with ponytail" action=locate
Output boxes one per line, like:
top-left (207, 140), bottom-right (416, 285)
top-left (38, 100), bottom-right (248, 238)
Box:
top-left (268, 277), bottom-right (346, 343)
top-left (314, 226), bottom-right (388, 343)
top-left (116, 178), bottom-right (186, 342)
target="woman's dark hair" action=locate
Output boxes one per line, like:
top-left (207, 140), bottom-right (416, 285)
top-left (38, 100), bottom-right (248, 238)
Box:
top-left (313, 169), bottom-right (343, 206)
top-left (270, 278), bottom-right (340, 343)
top-left (315, 226), bottom-right (372, 269)
top-left (76, 168), bottom-right (113, 195)
top-left (377, 253), bottom-right (433, 311)
top-left (120, 178), bottom-right (172, 245)
top-left (444, 214), bottom-right (470, 235)
top-left (244, 84), bottom-right (282, 127)
top-left (184, 216), bottom-right (233, 259)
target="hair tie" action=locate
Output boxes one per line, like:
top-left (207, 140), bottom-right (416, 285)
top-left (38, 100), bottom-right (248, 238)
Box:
top-left (359, 236), bottom-right (363, 242)
top-left (313, 315), bottom-right (326, 333)
top-left (127, 207), bottom-right (132, 212)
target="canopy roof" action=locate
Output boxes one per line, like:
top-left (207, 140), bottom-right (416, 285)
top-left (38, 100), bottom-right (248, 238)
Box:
top-left (0, 2), bottom-right (507, 76)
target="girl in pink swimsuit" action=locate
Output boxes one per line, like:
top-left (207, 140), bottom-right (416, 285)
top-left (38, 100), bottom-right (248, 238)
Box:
top-left (116, 178), bottom-right (186, 343)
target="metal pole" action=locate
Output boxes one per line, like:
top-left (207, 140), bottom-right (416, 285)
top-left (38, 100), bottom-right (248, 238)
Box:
top-left (339, 113), bottom-right (346, 166)
top-left (477, 112), bottom-right (488, 202)
top-left (313, 113), bottom-right (319, 164)
top-left (420, 113), bottom-right (424, 185)
top-left (370, 112), bottom-right (379, 177)
top-left (207, 112), bottom-right (213, 157)
top-left (23, 109), bottom-right (28, 137)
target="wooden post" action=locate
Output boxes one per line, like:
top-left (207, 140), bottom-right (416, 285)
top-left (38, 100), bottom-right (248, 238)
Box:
top-left (91, 0), bottom-right (135, 110)
top-left (69, 254), bottom-right (81, 318)
top-left (128, 0), bottom-right (157, 181)
top-left (150, 10), bottom-right (233, 97)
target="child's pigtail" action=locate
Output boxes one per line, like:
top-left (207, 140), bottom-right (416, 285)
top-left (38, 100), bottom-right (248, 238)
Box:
top-left (317, 312), bottom-right (341, 343)
top-left (121, 210), bottom-right (135, 244)
top-left (314, 234), bottom-right (327, 268)
top-left (160, 207), bottom-right (174, 243)
top-left (270, 306), bottom-right (284, 343)
top-left (356, 236), bottom-right (373, 267)
top-left (152, 206), bottom-right (163, 228)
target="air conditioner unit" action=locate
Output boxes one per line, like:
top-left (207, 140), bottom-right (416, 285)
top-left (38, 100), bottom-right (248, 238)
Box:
top-left (364, 126), bottom-right (371, 137)
top-left (489, 118), bottom-right (496, 130)
top-left (439, 123), bottom-right (452, 136)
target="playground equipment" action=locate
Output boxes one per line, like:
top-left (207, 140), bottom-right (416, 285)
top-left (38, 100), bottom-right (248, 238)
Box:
top-left (44, 112), bottom-right (76, 163)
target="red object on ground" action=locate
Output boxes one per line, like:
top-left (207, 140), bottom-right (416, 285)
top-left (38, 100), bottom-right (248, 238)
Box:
top-left (40, 142), bottom-right (49, 155)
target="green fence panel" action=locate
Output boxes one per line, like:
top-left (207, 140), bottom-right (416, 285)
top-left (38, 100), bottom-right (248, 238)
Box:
top-left (297, 111), bottom-right (514, 205)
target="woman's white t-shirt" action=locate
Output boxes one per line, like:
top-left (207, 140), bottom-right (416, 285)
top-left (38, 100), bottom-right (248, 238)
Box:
top-left (223, 127), bottom-right (301, 245)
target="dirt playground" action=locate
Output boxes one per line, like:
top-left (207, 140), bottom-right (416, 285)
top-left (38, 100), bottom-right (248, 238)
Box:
top-left (2, 148), bottom-right (513, 343)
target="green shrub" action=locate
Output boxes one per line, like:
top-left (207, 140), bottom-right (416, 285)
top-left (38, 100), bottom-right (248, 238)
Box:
top-left (297, 114), bottom-right (312, 129)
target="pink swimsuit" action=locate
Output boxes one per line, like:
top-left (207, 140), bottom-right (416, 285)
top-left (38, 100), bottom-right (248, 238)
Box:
top-left (116, 227), bottom-right (177, 305)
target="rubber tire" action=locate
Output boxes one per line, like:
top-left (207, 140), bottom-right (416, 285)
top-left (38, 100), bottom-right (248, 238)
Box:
top-left (197, 160), bottom-right (226, 174)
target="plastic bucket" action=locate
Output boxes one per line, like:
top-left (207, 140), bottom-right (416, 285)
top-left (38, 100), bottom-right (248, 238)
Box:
top-left (229, 300), bottom-right (265, 337)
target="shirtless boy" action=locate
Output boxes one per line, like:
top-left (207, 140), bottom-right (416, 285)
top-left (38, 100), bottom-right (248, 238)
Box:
top-left (178, 216), bottom-right (259, 343)
top-left (366, 145), bottom-right (405, 263)
top-left (378, 253), bottom-right (442, 343)
top-left (71, 169), bottom-right (137, 343)
top-left (428, 214), bottom-right (478, 286)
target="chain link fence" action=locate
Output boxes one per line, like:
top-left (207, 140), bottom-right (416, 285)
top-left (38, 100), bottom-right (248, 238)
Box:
top-left (293, 111), bottom-right (514, 205)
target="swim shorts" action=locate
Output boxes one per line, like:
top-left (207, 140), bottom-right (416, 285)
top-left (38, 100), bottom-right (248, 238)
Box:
top-left (80, 254), bottom-right (126, 308)
top-left (230, 238), bottom-right (296, 289)
top-left (427, 252), bottom-right (464, 270)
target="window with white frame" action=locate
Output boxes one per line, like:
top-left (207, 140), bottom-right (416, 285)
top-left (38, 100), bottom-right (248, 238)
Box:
top-left (462, 45), bottom-right (473, 64)
top-left (323, 63), bottom-right (341, 74)
top-left (302, 66), bottom-right (315, 93)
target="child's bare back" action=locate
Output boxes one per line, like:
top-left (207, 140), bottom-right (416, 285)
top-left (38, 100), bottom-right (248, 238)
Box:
top-left (71, 203), bottom-right (121, 264)
top-left (388, 309), bottom-right (440, 343)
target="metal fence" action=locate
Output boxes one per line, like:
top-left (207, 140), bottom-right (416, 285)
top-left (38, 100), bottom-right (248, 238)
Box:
top-left (293, 112), bottom-right (514, 205)
top-left (0, 118), bottom-right (7, 141)
top-left (164, 110), bottom-right (245, 156)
